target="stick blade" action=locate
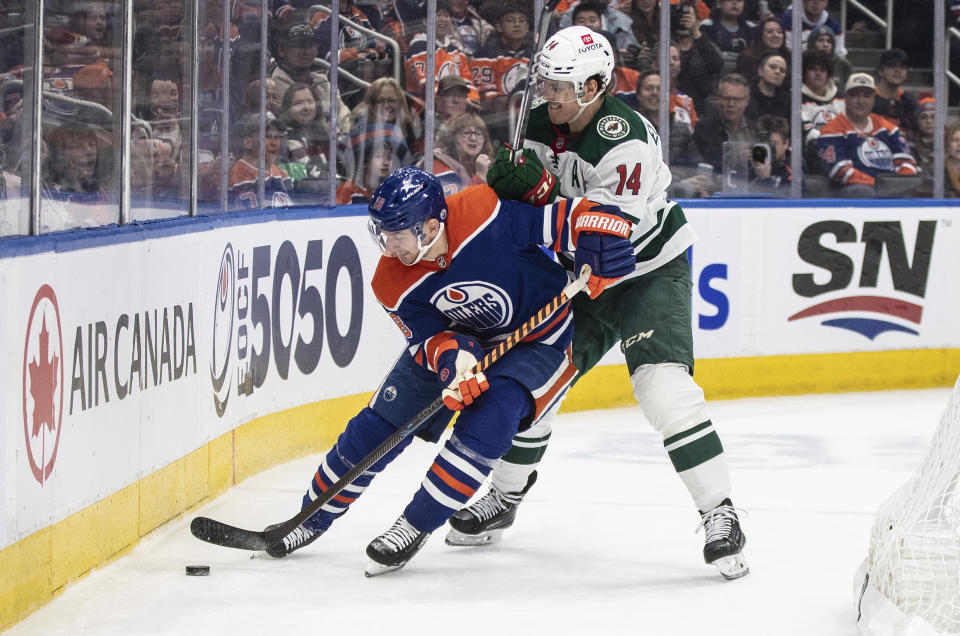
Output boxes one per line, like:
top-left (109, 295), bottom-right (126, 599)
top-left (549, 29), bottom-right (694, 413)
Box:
top-left (190, 516), bottom-right (272, 552)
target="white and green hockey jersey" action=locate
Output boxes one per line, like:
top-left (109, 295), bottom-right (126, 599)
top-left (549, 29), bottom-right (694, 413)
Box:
top-left (524, 96), bottom-right (696, 279)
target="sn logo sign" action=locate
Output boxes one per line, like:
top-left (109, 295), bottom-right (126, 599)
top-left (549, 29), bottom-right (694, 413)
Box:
top-left (789, 220), bottom-right (937, 339)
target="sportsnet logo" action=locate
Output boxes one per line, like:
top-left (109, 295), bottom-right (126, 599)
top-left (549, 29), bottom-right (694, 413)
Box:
top-left (431, 282), bottom-right (513, 330)
top-left (789, 220), bottom-right (936, 339)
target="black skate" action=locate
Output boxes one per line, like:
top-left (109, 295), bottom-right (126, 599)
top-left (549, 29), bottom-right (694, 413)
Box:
top-left (698, 498), bottom-right (749, 580)
top-left (263, 522), bottom-right (322, 558)
top-left (445, 471), bottom-right (538, 546)
top-left (364, 515), bottom-right (431, 577)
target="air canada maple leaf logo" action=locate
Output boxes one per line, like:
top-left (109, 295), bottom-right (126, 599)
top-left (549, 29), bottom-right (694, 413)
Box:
top-left (29, 317), bottom-right (58, 436)
top-left (22, 285), bottom-right (64, 485)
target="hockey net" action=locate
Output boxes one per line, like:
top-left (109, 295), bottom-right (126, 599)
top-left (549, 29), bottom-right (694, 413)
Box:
top-left (857, 375), bottom-right (960, 635)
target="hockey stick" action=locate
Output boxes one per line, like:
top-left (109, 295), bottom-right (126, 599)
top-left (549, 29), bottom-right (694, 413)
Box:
top-left (190, 264), bottom-right (592, 553)
top-left (510, 0), bottom-right (561, 163)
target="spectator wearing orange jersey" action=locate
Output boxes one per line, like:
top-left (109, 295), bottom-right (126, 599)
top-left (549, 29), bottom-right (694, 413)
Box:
top-left (404, 33), bottom-right (480, 107)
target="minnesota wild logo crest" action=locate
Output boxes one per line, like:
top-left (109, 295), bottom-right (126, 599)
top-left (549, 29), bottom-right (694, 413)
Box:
top-left (597, 115), bottom-right (629, 140)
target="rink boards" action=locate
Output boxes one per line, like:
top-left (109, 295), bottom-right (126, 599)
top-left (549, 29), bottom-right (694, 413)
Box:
top-left (1, 200), bottom-right (958, 628)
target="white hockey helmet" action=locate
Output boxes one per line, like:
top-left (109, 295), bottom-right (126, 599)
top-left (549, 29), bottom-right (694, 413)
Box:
top-left (537, 26), bottom-right (614, 100)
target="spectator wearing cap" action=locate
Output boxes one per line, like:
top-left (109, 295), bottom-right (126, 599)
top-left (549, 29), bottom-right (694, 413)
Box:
top-left (336, 122), bottom-right (409, 204)
top-left (806, 25), bottom-right (851, 97)
top-left (873, 48), bottom-right (918, 136)
top-left (435, 74), bottom-right (473, 125)
top-left (781, 0), bottom-right (846, 58)
top-left (817, 72), bottom-right (917, 198)
top-left (350, 77), bottom-right (422, 157)
top-left (430, 112), bottom-right (494, 194)
top-left (270, 23), bottom-right (351, 134)
top-left (908, 96), bottom-right (936, 174)
top-left (229, 115), bottom-right (292, 209)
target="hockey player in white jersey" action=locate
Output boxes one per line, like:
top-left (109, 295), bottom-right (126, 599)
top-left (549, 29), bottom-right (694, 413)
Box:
top-left (446, 25), bottom-right (748, 580)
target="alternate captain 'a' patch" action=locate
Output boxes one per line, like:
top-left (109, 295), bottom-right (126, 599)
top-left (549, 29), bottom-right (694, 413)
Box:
top-left (597, 115), bottom-right (629, 140)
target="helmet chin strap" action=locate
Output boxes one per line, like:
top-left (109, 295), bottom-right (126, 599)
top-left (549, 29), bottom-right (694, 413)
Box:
top-left (569, 88), bottom-right (604, 127)
top-left (408, 222), bottom-right (445, 265)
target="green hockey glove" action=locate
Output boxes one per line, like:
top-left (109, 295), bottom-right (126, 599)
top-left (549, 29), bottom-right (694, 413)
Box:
top-left (486, 146), bottom-right (559, 206)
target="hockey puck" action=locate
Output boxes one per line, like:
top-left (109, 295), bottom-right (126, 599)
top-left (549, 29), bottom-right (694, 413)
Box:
top-left (185, 565), bottom-right (210, 576)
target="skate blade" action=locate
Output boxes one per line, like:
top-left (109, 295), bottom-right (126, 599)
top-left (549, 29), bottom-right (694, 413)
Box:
top-left (714, 553), bottom-right (749, 580)
top-left (364, 559), bottom-right (407, 578)
top-left (444, 528), bottom-right (503, 547)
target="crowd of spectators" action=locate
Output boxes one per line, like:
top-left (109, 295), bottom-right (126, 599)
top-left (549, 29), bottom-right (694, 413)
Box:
top-left (1, 0), bottom-right (959, 234)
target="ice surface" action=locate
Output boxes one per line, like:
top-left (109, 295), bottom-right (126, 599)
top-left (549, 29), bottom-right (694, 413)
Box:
top-left (7, 388), bottom-right (951, 636)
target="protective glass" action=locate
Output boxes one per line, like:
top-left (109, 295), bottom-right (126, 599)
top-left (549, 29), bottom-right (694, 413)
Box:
top-left (535, 77), bottom-right (579, 103)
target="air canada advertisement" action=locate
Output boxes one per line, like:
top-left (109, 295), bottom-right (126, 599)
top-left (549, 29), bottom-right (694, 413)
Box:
top-left (2, 216), bottom-right (403, 547)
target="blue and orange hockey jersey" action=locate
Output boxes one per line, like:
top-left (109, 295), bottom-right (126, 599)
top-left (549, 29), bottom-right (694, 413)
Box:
top-left (817, 112), bottom-right (917, 186)
top-left (371, 185), bottom-right (618, 417)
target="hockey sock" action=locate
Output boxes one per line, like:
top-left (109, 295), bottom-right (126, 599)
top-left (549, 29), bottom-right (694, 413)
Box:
top-left (403, 434), bottom-right (497, 533)
top-left (494, 411), bottom-right (554, 493)
top-left (404, 378), bottom-right (531, 532)
top-left (301, 408), bottom-right (414, 533)
top-left (665, 421), bottom-right (732, 511)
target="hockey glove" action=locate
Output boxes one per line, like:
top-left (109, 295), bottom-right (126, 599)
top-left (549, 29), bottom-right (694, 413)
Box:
top-left (486, 145), bottom-right (559, 206)
top-left (432, 333), bottom-right (489, 411)
top-left (573, 204), bottom-right (635, 299)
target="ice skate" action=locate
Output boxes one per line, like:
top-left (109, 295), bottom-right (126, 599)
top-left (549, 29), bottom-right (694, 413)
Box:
top-left (445, 471), bottom-right (537, 546)
top-left (263, 522), bottom-right (322, 558)
top-left (698, 498), bottom-right (749, 580)
top-left (365, 515), bottom-right (431, 577)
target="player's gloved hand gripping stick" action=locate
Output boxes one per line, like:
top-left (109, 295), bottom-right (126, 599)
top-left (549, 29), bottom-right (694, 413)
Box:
top-left (189, 265), bottom-right (593, 553)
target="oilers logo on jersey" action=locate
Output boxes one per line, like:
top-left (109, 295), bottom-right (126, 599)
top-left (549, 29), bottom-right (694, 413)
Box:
top-left (431, 282), bottom-right (514, 330)
top-left (856, 137), bottom-right (894, 172)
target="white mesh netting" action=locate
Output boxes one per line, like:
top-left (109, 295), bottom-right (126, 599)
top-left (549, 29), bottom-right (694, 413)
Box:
top-left (864, 375), bottom-right (960, 633)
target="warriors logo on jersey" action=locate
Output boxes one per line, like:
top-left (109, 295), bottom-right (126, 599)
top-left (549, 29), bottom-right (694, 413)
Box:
top-left (430, 282), bottom-right (514, 330)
